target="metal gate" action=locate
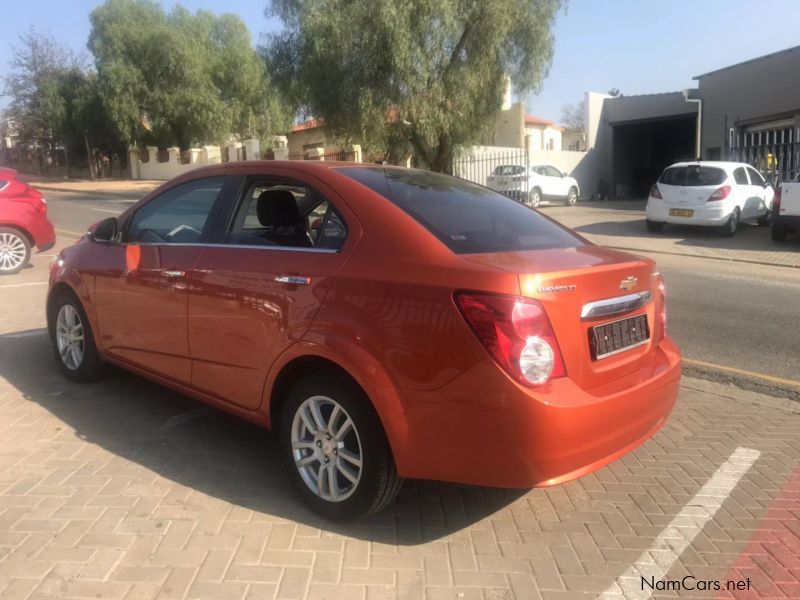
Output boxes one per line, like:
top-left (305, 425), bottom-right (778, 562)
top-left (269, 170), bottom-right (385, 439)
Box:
top-left (729, 119), bottom-right (799, 182)
top-left (452, 148), bottom-right (530, 195)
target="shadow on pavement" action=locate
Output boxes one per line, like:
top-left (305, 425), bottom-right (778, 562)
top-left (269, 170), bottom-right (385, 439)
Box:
top-left (0, 329), bottom-right (525, 545)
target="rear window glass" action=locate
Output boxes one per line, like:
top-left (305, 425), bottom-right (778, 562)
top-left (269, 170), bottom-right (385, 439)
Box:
top-left (659, 166), bottom-right (727, 186)
top-left (492, 165), bottom-right (525, 176)
top-left (339, 167), bottom-right (583, 254)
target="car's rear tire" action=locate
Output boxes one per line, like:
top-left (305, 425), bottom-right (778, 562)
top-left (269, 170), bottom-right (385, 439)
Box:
top-left (757, 210), bottom-right (772, 226)
top-left (646, 219), bottom-right (665, 232)
top-left (526, 188), bottom-right (541, 208)
top-left (720, 207), bottom-right (740, 237)
top-left (0, 227), bottom-right (31, 275)
top-left (771, 222), bottom-right (788, 241)
top-left (280, 369), bottom-right (402, 521)
top-left (565, 187), bottom-right (578, 206)
top-left (50, 291), bottom-right (104, 382)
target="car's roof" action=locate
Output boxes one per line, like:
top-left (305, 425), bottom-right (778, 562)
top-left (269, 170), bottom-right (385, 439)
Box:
top-left (0, 167), bottom-right (17, 180)
top-left (666, 161), bottom-right (751, 170)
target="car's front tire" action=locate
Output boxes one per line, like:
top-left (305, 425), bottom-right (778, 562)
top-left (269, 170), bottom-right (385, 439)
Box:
top-left (565, 187), bottom-right (578, 206)
top-left (0, 227), bottom-right (31, 275)
top-left (280, 370), bottom-right (402, 520)
top-left (50, 291), bottom-right (104, 382)
top-left (720, 207), bottom-right (740, 237)
top-left (646, 219), bottom-right (665, 232)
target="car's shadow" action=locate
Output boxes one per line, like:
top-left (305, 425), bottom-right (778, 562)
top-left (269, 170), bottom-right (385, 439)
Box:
top-left (0, 330), bottom-right (525, 545)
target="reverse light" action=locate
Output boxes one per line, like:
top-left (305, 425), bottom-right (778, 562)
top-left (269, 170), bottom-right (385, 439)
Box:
top-left (707, 185), bottom-right (731, 201)
top-left (649, 184), bottom-right (662, 199)
top-left (653, 274), bottom-right (667, 345)
top-left (454, 292), bottom-right (565, 386)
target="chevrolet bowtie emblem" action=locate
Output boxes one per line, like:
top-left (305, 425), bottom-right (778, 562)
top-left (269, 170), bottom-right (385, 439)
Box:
top-left (619, 276), bottom-right (638, 291)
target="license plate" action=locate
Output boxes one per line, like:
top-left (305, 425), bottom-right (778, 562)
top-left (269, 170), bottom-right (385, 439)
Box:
top-left (589, 314), bottom-right (649, 360)
top-left (669, 209), bottom-right (694, 217)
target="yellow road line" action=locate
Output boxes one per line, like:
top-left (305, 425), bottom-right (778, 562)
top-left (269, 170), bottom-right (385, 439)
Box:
top-left (683, 357), bottom-right (800, 389)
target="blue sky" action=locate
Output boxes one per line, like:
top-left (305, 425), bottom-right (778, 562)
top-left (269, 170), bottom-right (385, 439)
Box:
top-left (2, 0), bottom-right (800, 122)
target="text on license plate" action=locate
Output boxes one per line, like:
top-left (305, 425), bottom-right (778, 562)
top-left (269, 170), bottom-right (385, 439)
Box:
top-left (669, 209), bottom-right (694, 217)
top-left (589, 314), bottom-right (650, 360)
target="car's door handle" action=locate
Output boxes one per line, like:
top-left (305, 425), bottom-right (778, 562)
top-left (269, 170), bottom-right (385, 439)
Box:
top-left (164, 270), bottom-right (186, 278)
top-left (274, 275), bottom-right (311, 285)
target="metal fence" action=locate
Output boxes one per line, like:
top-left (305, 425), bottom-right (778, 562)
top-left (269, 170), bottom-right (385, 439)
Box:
top-left (730, 125), bottom-right (799, 183)
top-left (452, 148), bottom-right (530, 191)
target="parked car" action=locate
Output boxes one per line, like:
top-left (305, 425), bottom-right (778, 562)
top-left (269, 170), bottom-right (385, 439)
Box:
top-left (0, 167), bottom-right (56, 274)
top-left (771, 171), bottom-right (800, 241)
top-left (645, 161), bottom-right (774, 236)
top-left (48, 162), bottom-right (680, 520)
top-left (486, 164), bottom-right (580, 207)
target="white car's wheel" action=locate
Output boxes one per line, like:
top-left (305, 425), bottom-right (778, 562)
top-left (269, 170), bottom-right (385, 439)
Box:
top-left (565, 187), bottom-right (578, 206)
top-left (0, 228), bottom-right (31, 275)
top-left (526, 188), bottom-right (541, 208)
top-left (720, 207), bottom-right (740, 237)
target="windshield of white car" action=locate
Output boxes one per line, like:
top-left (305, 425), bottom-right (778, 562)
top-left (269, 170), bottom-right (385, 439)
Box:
top-left (659, 166), bottom-right (727, 186)
top-left (492, 165), bottom-right (525, 176)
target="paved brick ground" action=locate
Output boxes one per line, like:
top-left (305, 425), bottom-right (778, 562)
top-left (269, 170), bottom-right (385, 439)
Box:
top-left (0, 241), bottom-right (798, 599)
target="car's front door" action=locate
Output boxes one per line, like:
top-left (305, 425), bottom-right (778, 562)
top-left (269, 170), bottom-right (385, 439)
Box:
top-left (542, 165), bottom-right (568, 197)
top-left (187, 171), bottom-right (357, 410)
top-left (93, 176), bottom-right (228, 383)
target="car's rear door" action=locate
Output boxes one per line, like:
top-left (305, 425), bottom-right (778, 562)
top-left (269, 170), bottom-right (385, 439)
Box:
top-left (745, 167), bottom-right (770, 217)
top-left (186, 168), bottom-right (358, 411)
top-left (93, 175), bottom-right (229, 383)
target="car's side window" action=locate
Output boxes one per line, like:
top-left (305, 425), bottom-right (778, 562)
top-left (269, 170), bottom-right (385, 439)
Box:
top-left (544, 166), bottom-right (562, 177)
top-left (733, 167), bottom-right (748, 185)
top-left (747, 167), bottom-right (765, 186)
top-left (126, 177), bottom-right (225, 244)
top-left (227, 180), bottom-right (347, 250)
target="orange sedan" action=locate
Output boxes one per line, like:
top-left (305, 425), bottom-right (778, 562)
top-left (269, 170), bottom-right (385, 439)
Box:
top-left (47, 162), bottom-right (680, 520)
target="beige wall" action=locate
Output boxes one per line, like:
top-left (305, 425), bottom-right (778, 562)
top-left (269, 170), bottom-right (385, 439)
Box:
top-left (286, 128), bottom-right (341, 156)
top-left (492, 103), bottom-right (525, 148)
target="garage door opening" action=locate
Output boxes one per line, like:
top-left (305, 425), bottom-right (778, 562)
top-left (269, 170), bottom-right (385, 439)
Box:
top-left (612, 115), bottom-right (696, 198)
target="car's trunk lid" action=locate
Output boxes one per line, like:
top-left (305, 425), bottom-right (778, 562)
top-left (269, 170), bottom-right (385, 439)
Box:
top-left (463, 245), bottom-right (659, 390)
top-left (658, 183), bottom-right (718, 207)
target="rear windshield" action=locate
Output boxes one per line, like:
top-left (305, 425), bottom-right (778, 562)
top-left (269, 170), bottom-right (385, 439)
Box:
top-left (659, 166), bottom-right (727, 186)
top-left (339, 167), bottom-right (583, 254)
top-left (492, 165), bottom-right (525, 176)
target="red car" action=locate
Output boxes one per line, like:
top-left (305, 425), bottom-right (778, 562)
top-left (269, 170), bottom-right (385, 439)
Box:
top-left (0, 168), bottom-right (56, 274)
top-left (48, 162), bottom-right (681, 520)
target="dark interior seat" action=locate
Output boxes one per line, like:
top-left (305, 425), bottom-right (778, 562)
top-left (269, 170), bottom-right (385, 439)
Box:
top-left (256, 190), bottom-right (313, 248)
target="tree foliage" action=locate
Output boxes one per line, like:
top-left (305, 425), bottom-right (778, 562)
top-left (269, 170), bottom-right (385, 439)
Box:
top-left (89, 0), bottom-right (289, 150)
top-left (560, 99), bottom-right (585, 130)
top-left (267, 0), bottom-right (563, 171)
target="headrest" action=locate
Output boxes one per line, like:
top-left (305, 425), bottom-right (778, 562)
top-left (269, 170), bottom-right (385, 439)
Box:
top-left (256, 189), bottom-right (301, 227)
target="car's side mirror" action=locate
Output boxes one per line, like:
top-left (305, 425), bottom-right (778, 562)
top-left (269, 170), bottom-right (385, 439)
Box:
top-left (89, 217), bottom-right (119, 244)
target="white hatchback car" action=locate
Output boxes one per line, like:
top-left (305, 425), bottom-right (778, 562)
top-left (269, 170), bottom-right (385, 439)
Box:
top-left (646, 161), bottom-right (774, 236)
top-left (487, 164), bottom-right (580, 208)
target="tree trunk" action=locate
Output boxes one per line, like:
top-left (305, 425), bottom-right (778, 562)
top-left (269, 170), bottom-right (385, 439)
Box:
top-left (64, 145), bottom-right (71, 178)
top-left (429, 134), bottom-right (453, 174)
top-left (84, 132), bottom-right (95, 180)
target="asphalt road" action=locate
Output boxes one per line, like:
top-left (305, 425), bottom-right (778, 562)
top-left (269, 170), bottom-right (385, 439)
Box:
top-left (43, 190), bottom-right (800, 396)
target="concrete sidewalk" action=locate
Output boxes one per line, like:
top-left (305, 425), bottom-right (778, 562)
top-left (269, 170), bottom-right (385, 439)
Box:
top-left (21, 176), bottom-right (162, 200)
top-left (548, 200), bottom-right (800, 268)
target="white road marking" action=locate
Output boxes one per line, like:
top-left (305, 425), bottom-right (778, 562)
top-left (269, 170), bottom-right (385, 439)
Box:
top-left (2, 330), bottom-right (47, 338)
top-left (91, 208), bottom-right (123, 214)
top-left (600, 446), bottom-right (760, 599)
top-left (0, 281), bottom-right (48, 289)
top-left (56, 228), bottom-right (83, 238)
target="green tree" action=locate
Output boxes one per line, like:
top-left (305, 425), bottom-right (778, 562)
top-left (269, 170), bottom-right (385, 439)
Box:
top-left (89, 0), bottom-right (290, 150)
top-left (266, 0), bottom-right (563, 172)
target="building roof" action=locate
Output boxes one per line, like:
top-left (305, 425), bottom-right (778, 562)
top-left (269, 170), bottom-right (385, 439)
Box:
top-left (693, 44), bottom-right (800, 80)
top-left (524, 114), bottom-right (553, 127)
top-left (291, 118), bottom-right (323, 132)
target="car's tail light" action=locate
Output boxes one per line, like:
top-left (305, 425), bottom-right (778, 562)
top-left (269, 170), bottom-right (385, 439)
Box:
top-left (454, 292), bottom-right (565, 386)
top-left (653, 274), bottom-right (666, 345)
top-left (649, 184), bottom-right (662, 199)
top-left (707, 185), bottom-right (731, 201)
top-left (774, 186), bottom-right (783, 213)
top-left (40, 198), bottom-right (47, 215)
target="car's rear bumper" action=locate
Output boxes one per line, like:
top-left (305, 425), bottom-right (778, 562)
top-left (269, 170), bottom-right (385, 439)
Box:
top-left (31, 215), bottom-right (56, 250)
top-left (387, 336), bottom-right (681, 488)
top-left (774, 214), bottom-right (800, 229)
top-left (646, 201), bottom-right (731, 226)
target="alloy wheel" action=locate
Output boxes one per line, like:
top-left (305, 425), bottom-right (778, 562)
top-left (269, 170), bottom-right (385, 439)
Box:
top-left (528, 190), bottom-right (541, 208)
top-left (567, 189), bottom-right (577, 205)
top-left (290, 395), bottom-right (363, 502)
top-left (0, 232), bottom-right (27, 272)
top-left (56, 304), bottom-right (85, 370)
top-left (729, 209), bottom-right (739, 235)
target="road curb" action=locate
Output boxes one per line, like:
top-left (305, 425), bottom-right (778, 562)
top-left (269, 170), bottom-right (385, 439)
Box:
top-left (606, 245), bottom-right (800, 269)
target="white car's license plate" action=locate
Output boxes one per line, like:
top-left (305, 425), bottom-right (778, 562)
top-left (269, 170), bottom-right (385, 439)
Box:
top-left (669, 209), bottom-right (693, 217)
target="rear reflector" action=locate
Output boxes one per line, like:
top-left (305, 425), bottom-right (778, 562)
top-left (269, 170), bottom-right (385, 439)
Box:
top-left (454, 292), bottom-right (565, 386)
